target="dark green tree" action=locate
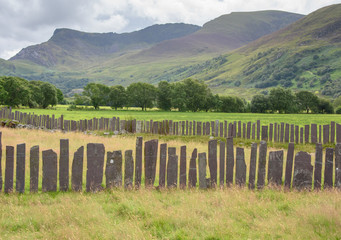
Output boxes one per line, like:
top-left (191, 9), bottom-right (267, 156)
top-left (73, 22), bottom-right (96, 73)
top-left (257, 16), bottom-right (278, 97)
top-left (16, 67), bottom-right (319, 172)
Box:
top-left (56, 88), bottom-right (64, 104)
top-left (1, 76), bottom-right (30, 107)
top-left (83, 83), bottom-right (110, 109)
top-left (269, 87), bottom-right (296, 113)
top-left (108, 85), bottom-right (127, 110)
top-left (218, 96), bottom-right (245, 113)
top-left (182, 78), bottom-right (208, 112)
top-left (126, 82), bottom-right (156, 111)
top-left (40, 82), bottom-right (58, 108)
top-left (318, 98), bottom-right (334, 114)
top-left (74, 94), bottom-right (91, 106)
top-left (171, 82), bottom-right (187, 111)
top-left (251, 95), bottom-right (270, 113)
top-left (295, 90), bottom-right (319, 113)
top-left (157, 81), bottom-right (172, 111)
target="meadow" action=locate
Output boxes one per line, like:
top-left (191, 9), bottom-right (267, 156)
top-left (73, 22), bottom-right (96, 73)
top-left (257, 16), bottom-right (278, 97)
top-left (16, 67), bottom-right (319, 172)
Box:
top-left (0, 127), bottom-right (340, 239)
top-left (15, 105), bottom-right (341, 126)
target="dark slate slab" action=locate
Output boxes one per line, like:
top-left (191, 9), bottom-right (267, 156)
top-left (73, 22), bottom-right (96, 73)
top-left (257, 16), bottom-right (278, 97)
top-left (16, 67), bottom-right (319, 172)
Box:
top-left (180, 146), bottom-right (187, 189)
top-left (314, 143), bottom-right (322, 190)
top-left (274, 123), bottom-right (277, 142)
top-left (228, 123), bottom-right (233, 138)
top-left (42, 149), bottom-right (57, 192)
top-left (233, 121), bottom-right (237, 138)
top-left (238, 121), bottom-right (241, 138)
top-left (295, 126), bottom-right (299, 144)
top-left (86, 143), bottom-right (105, 192)
top-left (335, 143), bottom-right (341, 188)
top-left (324, 148), bottom-right (334, 188)
top-left (331, 121), bottom-right (335, 143)
top-left (226, 137), bottom-right (234, 186)
top-left (188, 149), bottom-right (197, 188)
top-left (257, 120), bottom-right (260, 140)
top-left (243, 123), bottom-right (246, 139)
top-left (30, 146), bottom-right (39, 193)
top-left (197, 121), bottom-right (202, 136)
top-left (269, 124), bottom-right (273, 142)
top-left (71, 146), bottom-right (84, 192)
top-left (189, 121), bottom-right (192, 135)
top-left (337, 123), bottom-right (341, 144)
top-left (261, 126), bottom-right (268, 141)
top-left (206, 122), bottom-right (210, 136)
top-left (257, 141), bottom-right (267, 189)
top-left (59, 139), bottom-right (69, 192)
top-left (319, 125), bottom-right (322, 143)
top-left (290, 124), bottom-right (294, 143)
top-left (193, 120), bottom-right (196, 136)
top-left (135, 137), bottom-right (143, 188)
top-left (284, 143), bottom-right (295, 188)
top-left (305, 125), bottom-right (310, 143)
top-left (198, 153), bottom-right (207, 189)
top-left (182, 121), bottom-right (185, 135)
top-left (235, 148), bottom-right (246, 187)
top-left (248, 143), bottom-right (257, 189)
top-left (247, 122), bottom-right (251, 139)
top-left (220, 122), bottom-right (224, 137)
top-left (311, 124), bottom-right (317, 144)
top-left (144, 139), bottom-right (158, 187)
top-left (5, 146), bottom-right (14, 193)
top-left (252, 123), bottom-right (256, 139)
top-left (224, 121), bottom-right (227, 138)
top-left (268, 150), bottom-right (283, 186)
top-left (16, 143), bottom-right (26, 193)
top-left (167, 147), bottom-right (178, 188)
top-left (293, 151), bottom-right (313, 190)
top-left (211, 121), bottom-right (215, 136)
top-left (323, 125), bottom-right (329, 144)
top-left (300, 127), bottom-right (304, 144)
top-left (159, 143), bottom-right (167, 188)
top-left (124, 150), bottom-right (134, 189)
top-left (106, 151), bottom-right (122, 188)
top-left (284, 123), bottom-right (289, 142)
top-left (219, 141), bottom-right (225, 187)
top-left (208, 140), bottom-right (217, 187)
top-left (280, 123), bottom-right (284, 142)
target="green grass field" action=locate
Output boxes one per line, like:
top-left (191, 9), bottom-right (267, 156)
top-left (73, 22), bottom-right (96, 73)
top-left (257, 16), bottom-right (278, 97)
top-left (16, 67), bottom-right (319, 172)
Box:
top-left (13, 105), bottom-right (341, 127)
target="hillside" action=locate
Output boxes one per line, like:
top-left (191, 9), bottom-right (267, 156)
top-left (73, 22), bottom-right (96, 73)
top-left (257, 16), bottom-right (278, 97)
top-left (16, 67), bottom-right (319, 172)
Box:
top-left (171, 4), bottom-right (341, 99)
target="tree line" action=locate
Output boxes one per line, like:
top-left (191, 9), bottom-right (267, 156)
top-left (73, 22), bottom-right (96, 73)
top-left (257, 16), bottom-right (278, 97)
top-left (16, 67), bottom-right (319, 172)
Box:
top-left (0, 76), bottom-right (64, 108)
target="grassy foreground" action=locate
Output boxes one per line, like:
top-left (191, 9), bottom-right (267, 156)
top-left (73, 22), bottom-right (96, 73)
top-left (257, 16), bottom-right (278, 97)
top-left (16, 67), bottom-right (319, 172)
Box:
top-left (0, 128), bottom-right (341, 239)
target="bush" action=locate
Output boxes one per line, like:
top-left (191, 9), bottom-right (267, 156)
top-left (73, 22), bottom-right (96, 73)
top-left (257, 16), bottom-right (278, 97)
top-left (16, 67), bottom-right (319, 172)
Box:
top-left (335, 106), bottom-right (341, 114)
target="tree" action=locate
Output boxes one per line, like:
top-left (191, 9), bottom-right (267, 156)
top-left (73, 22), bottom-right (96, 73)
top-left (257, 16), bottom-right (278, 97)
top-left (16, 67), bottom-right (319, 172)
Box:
top-left (40, 82), bottom-right (58, 108)
top-left (269, 87), bottom-right (296, 113)
top-left (108, 85), bottom-right (127, 110)
top-left (83, 83), bottom-right (109, 109)
top-left (251, 95), bottom-right (270, 113)
top-left (157, 81), bottom-right (172, 111)
top-left (218, 96), bottom-right (245, 113)
top-left (28, 81), bottom-right (43, 108)
top-left (56, 88), bottom-right (64, 104)
top-left (126, 82), bottom-right (156, 111)
top-left (318, 98), bottom-right (334, 114)
top-left (171, 82), bottom-right (187, 111)
top-left (182, 78), bottom-right (208, 112)
top-left (295, 91), bottom-right (319, 113)
top-left (203, 93), bottom-right (219, 112)
top-left (74, 93), bottom-right (91, 105)
top-left (1, 76), bottom-right (30, 107)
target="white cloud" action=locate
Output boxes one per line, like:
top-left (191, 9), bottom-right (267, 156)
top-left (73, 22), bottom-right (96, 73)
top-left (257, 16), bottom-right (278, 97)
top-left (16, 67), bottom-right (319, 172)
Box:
top-left (0, 0), bottom-right (340, 59)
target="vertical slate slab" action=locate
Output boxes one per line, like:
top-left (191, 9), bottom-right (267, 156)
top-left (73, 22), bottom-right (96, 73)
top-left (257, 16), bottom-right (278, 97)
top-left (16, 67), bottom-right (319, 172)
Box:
top-left (295, 126), bottom-right (299, 144)
top-left (193, 120), bottom-right (196, 136)
top-left (59, 139), bottom-right (69, 192)
top-left (269, 124), bottom-right (273, 142)
top-left (167, 147), bottom-right (178, 188)
top-left (335, 143), bottom-right (341, 188)
top-left (337, 123), bottom-right (341, 144)
top-left (219, 141), bottom-right (225, 187)
top-left (159, 143), bottom-right (167, 188)
top-left (226, 137), bottom-right (234, 186)
top-left (197, 121), bottom-right (202, 136)
top-left (186, 120), bottom-right (189, 135)
top-left (314, 143), bottom-right (323, 190)
top-left (293, 152), bottom-right (313, 190)
top-left (280, 122), bottom-right (284, 142)
top-left (323, 125), bottom-right (329, 144)
top-left (290, 124), bottom-right (294, 143)
top-left (274, 123), bottom-right (278, 142)
top-left (319, 125), bottom-right (322, 143)
top-left (247, 122), bottom-right (251, 139)
top-left (135, 137), bottom-right (143, 188)
top-left (189, 121), bottom-right (192, 136)
top-left (106, 151), bottom-right (122, 188)
top-left (284, 123), bottom-right (289, 142)
top-left (268, 151), bottom-right (283, 186)
top-left (257, 120), bottom-right (260, 140)
top-left (220, 122), bottom-right (224, 137)
top-left (176, 122), bottom-right (179, 135)
top-left (311, 124), bottom-right (317, 144)
top-left (216, 120), bottom-right (220, 137)
top-left (324, 148), bottom-right (334, 188)
top-left (124, 150), bottom-right (134, 189)
top-left (261, 126), bottom-right (268, 141)
top-left (71, 146), bottom-right (84, 192)
top-left (305, 125), bottom-right (310, 143)
top-left (182, 121), bottom-right (185, 135)
top-left (224, 121), bottom-right (227, 138)
top-left (243, 123), bottom-right (246, 139)
top-left (16, 143), bottom-right (26, 193)
top-left (208, 140), bottom-right (217, 187)
top-left (180, 146), bottom-right (187, 189)
top-left (203, 122), bottom-right (206, 135)
top-left (331, 121), bottom-right (335, 143)
top-left (228, 123), bottom-right (233, 137)
top-left (285, 143), bottom-right (295, 188)
top-left (144, 139), bottom-right (158, 187)
top-left (206, 122), bottom-right (210, 136)
top-left (238, 121), bottom-right (242, 138)
top-left (257, 141), bottom-right (267, 189)
top-left (235, 148), bottom-right (246, 187)
top-left (189, 149), bottom-right (198, 188)
top-left (300, 127), bottom-right (304, 144)
top-left (211, 121), bottom-right (215, 136)
top-left (198, 153), bottom-right (207, 189)
top-left (252, 123), bottom-right (256, 139)
top-left (233, 121), bottom-right (237, 138)
top-left (30, 146), bottom-right (39, 193)
top-left (42, 149), bottom-right (58, 192)
top-left (86, 143), bottom-right (105, 192)
top-left (248, 143), bottom-right (257, 189)
top-left (5, 146), bottom-right (14, 193)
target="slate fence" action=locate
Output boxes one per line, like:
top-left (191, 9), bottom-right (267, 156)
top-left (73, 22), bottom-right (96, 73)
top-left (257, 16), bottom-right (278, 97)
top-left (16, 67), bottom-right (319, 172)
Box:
top-left (1, 107), bottom-right (341, 145)
top-left (1, 132), bottom-right (340, 193)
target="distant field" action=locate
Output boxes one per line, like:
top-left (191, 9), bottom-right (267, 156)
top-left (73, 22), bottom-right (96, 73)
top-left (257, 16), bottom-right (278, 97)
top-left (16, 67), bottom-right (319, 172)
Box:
top-left (13, 105), bottom-right (341, 126)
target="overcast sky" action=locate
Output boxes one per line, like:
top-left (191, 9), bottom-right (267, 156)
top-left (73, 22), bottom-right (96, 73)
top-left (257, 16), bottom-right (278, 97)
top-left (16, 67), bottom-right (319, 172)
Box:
top-left (0, 0), bottom-right (340, 59)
